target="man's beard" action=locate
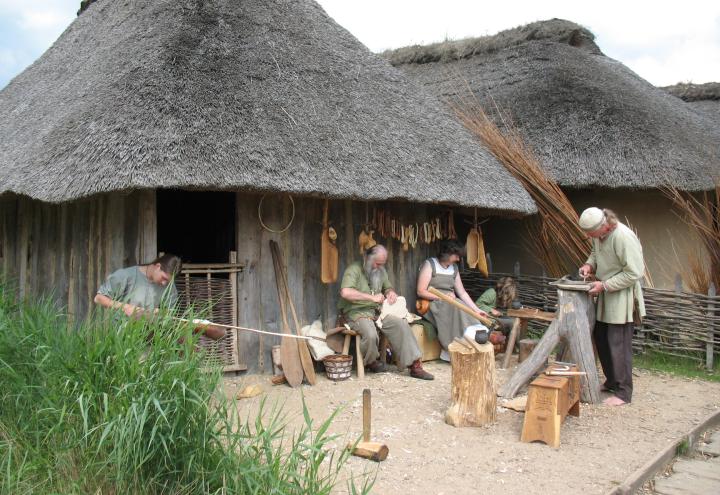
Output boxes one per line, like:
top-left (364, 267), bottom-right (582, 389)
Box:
top-left (364, 258), bottom-right (387, 294)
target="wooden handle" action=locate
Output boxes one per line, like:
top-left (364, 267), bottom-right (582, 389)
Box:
top-left (428, 287), bottom-right (494, 327)
top-left (362, 388), bottom-right (371, 442)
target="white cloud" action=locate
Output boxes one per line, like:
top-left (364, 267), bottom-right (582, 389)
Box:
top-left (318, 0), bottom-right (720, 85)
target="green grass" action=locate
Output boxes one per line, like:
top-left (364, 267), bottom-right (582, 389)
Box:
top-left (634, 350), bottom-right (719, 383)
top-left (0, 283), bottom-right (373, 495)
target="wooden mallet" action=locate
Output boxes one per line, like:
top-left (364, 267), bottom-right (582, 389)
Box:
top-left (347, 389), bottom-right (389, 462)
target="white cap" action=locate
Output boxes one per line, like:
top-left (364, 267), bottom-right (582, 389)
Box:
top-left (579, 207), bottom-right (605, 232)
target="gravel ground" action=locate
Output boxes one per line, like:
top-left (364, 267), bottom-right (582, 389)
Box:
top-left (223, 357), bottom-right (720, 495)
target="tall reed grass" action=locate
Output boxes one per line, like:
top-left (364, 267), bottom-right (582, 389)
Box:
top-left (0, 283), bottom-right (371, 495)
top-left (662, 184), bottom-right (720, 294)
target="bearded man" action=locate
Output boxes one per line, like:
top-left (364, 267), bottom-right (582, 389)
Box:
top-left (338, 245), bottom-right (433, 380)
top-left (578, 207), bottom-right (646, 406)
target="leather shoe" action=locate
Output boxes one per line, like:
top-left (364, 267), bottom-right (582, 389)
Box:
top-left (409, 360), bottom-right (434, 380)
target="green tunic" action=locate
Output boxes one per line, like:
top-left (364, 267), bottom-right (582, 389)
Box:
top-left (98, 266), bottom-right (178, 311)
top-left (585, 222), bottom-right (646, 324)
top-left (475, 288), bottom-right (497, 314)
top-left (337, 261), bottom-right (393, 321)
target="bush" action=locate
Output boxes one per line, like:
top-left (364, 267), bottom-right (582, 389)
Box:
top-left (0, 284), bottom-right (372, 494)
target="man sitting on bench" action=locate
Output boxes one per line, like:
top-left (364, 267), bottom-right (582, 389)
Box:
top-left (338, 245), bottom-right (433, 380)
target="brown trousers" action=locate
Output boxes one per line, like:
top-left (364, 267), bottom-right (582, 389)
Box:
top-left (593, 321), bottom-right (634, 403)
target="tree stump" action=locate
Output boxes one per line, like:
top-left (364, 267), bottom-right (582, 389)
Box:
top-left (445, 339), bottom-right (497, 427)
top-left (499, 289), bottom-right (601, 404)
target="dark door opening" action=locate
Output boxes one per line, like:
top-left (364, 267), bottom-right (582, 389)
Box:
top-left (157, 190), bottom-right (236, 264)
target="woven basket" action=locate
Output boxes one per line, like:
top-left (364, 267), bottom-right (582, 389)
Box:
top-left (323, 354), bottom-right (353, 381)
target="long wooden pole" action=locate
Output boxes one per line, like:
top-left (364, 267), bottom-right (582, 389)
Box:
top-left (428, 286), bottom-right (495, 327)
top-left (269, 248), bottom-right (304, 388)
top-left (270, 240), bottom-right (317, 385)
top-left (173, 317), bottom-right (321, 341)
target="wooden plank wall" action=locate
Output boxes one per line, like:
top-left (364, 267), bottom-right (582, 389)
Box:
top-left (0, 192), bottom-right (150, 320)
top-left (2, 191), bottom-right (455, 372)
top-left (236, 193), bottom-right (441, 372)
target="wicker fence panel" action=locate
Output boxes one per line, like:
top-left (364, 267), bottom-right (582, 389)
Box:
top-left (175, 275), bottom-right (243, 371)
top-left (461, 270), bottom-right (719, 366)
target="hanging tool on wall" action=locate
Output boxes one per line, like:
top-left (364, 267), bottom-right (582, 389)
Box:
top-left (466, 208), bottom-right (489, 276)
top-left (321, 199), bottom-right (339, 283)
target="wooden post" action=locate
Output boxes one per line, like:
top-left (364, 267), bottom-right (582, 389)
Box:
top-left (445, 338), bottom-right (497, 427)
top-left (708, 282), bottom-right (716, 371)
top-left (499, 289), bottom-right (601, 404)
top-left (518, 338), bottom-right (539, 363)
top-left (138, 190), bottom-right (157, 264)
top-left (501, 318), bottom-right (521, 369)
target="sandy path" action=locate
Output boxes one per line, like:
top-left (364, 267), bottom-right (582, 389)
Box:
top-left (224, 359), bottom-right (720, 495)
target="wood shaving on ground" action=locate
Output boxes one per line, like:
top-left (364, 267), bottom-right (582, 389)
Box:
top-left (500, 395), bottom-right (528, 412)
top-left (236, 384), bottom-right (263, 399)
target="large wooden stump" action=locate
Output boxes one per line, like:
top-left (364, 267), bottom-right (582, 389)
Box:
top-left (499, 289), bottom-right (601, 404)
top-left (445, 339), bottom-right (497, 427)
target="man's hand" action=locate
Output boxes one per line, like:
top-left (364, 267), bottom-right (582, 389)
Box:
top-left (123, 303), bottom-right (142, 318)
top-left (579, 264), bottom-right (594, 279)
top-left (490, 308), bottom-right (501, 317)
top-left (371, 293), bottom-right (385, 304)
top-left (476, 309), bottom-right (489, 319)
top-left (385, 290), bottom-right (398, 305)
top-left (588, 281), bottom-right (605, 296)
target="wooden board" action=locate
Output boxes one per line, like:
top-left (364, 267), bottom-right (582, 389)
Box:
top-left (654, 471), bottom-right (720, 495)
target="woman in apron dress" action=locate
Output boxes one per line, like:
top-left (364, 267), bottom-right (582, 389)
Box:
top-left (417, 240), bottom-right (489, 360)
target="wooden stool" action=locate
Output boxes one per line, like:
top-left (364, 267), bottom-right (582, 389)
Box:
top-left (521, 364), bottom-right (580, 448)
top-left (341, 328), bottom-right (365, 379)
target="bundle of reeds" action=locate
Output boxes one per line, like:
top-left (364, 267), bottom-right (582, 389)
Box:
top-left (451, 98), bottom-right (589, 277)
top-left (662, 184), bottom-right (720, 293)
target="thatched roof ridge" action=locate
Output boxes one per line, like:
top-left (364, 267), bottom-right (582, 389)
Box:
top-left (663, 82), bottom-right (720, 124)
top-left (0, 0), bottom-right (534, 214)
top-left (389, 19), bottom-right (719, 191)
top-left (663, 82), bottom-right (720, 102)
top-left (384, 19), bottom-right (600, 66)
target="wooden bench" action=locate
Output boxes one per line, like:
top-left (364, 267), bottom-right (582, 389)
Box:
top-left (520, 363), bottom-right (581, 448)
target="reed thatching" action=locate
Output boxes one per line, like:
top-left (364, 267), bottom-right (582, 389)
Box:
top-left (663, 82), bottom-right (720, 125)
top-left (387, 19), bottom-right (719, 191)
top-left (451, 98), bottom-right (589, 277)
top-left (0, 0), bottom-right (535, 214)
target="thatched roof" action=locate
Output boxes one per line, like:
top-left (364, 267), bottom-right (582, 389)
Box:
top-left (387, 19), bottom-right (719, 191)
top-left (663, 82), bottom-right (720, 124)
top-left (0, 0), bottom-right (534, 214)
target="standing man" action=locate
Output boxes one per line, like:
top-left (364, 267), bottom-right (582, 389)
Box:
top-left (578, 207), bottom-right (645, 406)
top-left (338, 245), bottom-right (434, 380)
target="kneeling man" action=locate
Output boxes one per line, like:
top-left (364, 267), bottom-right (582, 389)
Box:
top-left (338, 245), bottom-right (433, 380)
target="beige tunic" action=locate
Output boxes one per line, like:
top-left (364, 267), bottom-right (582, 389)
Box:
top-left (586, 222), bottom-right (646, 324)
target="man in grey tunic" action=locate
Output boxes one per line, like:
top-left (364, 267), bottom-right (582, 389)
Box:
top-left (338, 245), bottom-right (434, 380)
top-left (94, 254), bottom-right (225, 340)
top-left (579, 207), bottom-right (645, 406)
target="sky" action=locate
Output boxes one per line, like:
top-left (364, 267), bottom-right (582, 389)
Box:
top-left (1, 0), bottom-right (719, 90)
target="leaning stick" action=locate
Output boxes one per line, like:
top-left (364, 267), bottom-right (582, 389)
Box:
top-left (428, 287), bottom-right (496, 328)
